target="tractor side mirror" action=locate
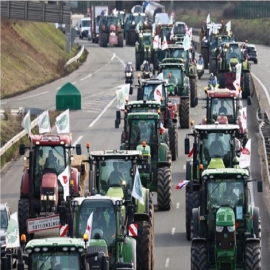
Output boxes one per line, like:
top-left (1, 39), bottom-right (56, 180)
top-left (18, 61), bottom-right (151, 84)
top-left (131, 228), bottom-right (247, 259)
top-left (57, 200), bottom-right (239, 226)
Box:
top-left (184, 138), bottom-right (190, 155)
top-left (80, 164), bottom-right (85, 176)
top-left (257, 180), bottom-right (263, 192)
top-left (19, 144), bottom-right (26, 155)
top-left (76, 144), bottom-right (82, 155)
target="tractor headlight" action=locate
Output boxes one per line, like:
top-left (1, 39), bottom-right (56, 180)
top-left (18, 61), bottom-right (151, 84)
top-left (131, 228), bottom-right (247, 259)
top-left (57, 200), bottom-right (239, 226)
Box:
top-left (227, 225), bottom-right (235, 232)
top-left (216, 226), bottom-right (224, 232)
top-left (144, 48), bottom-right (146, 52)
top-left (132, 21), bottom-right (135, 25)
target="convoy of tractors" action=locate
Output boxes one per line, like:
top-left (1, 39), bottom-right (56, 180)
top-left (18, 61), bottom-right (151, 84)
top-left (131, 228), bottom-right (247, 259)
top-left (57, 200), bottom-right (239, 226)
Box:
top-left (1, 3), bottom-right (263, 270)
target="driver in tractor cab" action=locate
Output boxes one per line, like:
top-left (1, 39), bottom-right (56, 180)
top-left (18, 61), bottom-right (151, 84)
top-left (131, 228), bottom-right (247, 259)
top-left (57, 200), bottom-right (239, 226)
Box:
top-left (92, 207), bottom-right (109, 240)
top-left (108, 162), bottom-right (124, 186)
top-left (218, 100), bottom-right (228, 115)
top-left (168, 72), bottom-right (177, 84)
top-left (139, 121), bottom-right (150, 141)
top-left (45, 150), bottom-right (57, 169)
top-left (209, 134), bottom-right (225, 157)
top-left (223, 184), bottom-right (239, 205)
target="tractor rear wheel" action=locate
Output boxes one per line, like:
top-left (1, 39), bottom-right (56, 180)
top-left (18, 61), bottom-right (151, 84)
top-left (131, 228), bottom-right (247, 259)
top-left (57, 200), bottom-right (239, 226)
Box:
top-left (130, 32), bottom-right (136, 46)
top-left (243, 72), bottom-right (251, 99)
top-left (201, 47), bottom-right (209, 69)
top-left (191, 242), bottom-right (208, 270)
top-left (179, 99), bottom-right (190, 129)
top-left (209, 58), bottom-right (217, 75)
top-left (136, 53), bottom-right (141, 71)
top-left (18, 199), bottom-right (33, 242)
top-left (136, 221), bottom-right (152, 270)
top-left (190, 78), bottom-right (197, 108)
top-left (245, 241), bottom-right (262, 270)
top-left (118, 33), bottom-right (124, 47)
top-left (186, 191), bottom-right (200, 241)
top-left (102, 33), bottom-right (107, 48)
top-left (157, 167), bottom-right (172, 211)
top-left (169, 126), bottom-right (177, 161)
top-left (149, 197), bottom-right (155, 269)
top-left (153, 53), bottom-right (159, 71)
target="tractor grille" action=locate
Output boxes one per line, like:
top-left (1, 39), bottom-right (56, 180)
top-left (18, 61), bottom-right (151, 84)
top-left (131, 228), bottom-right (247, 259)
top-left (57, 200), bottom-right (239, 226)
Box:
top-left (87, 246), bottom-right (108, 256)
top-left (216, 227), bottom-right (236, 250)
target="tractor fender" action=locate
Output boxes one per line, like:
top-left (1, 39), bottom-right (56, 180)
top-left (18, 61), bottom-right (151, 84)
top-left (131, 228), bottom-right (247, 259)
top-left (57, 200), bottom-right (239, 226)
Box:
top-left (158, 143), bottom-right (170, 162)
top-left (245, 238), bottom-right (260, 244)
top-left (121, 236), bottom-right (137, 267)
top-left (191, 238), bottom-right (207, 245)
top-left (71, 167), bottom-right (80, 195)
top-left (134, 213), bottom-right (150, 223)
top-left (20, 170), bottom-right (30, 197)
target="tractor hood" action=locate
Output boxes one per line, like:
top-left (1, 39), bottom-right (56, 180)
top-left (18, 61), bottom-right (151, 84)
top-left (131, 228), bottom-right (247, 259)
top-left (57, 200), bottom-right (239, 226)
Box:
top-left (216, 207), bottom-right (235, 227)
top-left (106, 187), bottom-right (124, 199)
top-left (208, 158), bottom-right (225, 169)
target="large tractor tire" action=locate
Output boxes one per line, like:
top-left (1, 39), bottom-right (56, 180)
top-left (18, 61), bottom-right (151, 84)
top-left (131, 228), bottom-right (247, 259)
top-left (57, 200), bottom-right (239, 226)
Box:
top-left (253, 207), bottom-right (261, 239)
top-left (18, 199), bottom-right (33, 242)
top-left (157, 167), bottom-right (172, 211)
top-left (191, 208), bottom-right (199, 239)
top-left (137, 87), bottom-right (143, 100)
top-left (136, 53), bottom-right (141, 71)
top-left (118, 33), bottom-right (124, 47)
top-left (102, 33), bottom-right (107, 48)
top-left (169, 126), bottom-right (177, 161)
top-left (217, 73), bottom-right (225, 88)
top-left (136, 221), bottom-right (152, 270)
top-left (245, 241), bottom-right (262, 270)
top-left (242, 72), bottom-right (251, 99)
top-left (191, 242), bottom-right (208, 270)
top-left (149, 197), bottom-right (155, 269)
top-left (190, 78), bottom-right (197, 108)
top-left (209, 58), bottom-right (217, 75)
top-left (130, 31), bottom-right (136, 46)
top-left (186, 191), bottom-right (200, 241)
top-left (179, 99), bottom-right (190, 129)
top-left (201, 47), bottom-right (209, 69)
top-left (153, 53), bottom-right (159, 71)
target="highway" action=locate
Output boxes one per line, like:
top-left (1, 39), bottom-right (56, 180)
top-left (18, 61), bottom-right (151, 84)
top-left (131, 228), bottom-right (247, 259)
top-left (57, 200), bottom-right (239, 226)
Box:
top-left (1, 38), bottom-right (270, 269)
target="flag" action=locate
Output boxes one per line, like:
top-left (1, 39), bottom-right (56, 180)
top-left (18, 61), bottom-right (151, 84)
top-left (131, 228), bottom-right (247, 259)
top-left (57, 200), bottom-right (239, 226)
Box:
top-left (55, 109), bottom-right (70, 133)
top-left (6, 212), bottom-right (20, 248)
top-left (239, 107), bottom-right (247, 129)
top-left (156, 73), bottom-right (163, 81)
top-left (132, 166), bottom-right (144, 205)
top-left (170, 26), bottom-right (174, 40)
top-left (187, 27), bottom-right (192, 38)
top-left (58, 166), bottom-right (70, 201)
top-left (21, 110), bottom-right (31, 135)
top-left (154, 84), bottom-right (163, 103)
top-left (38, 110), bottom-right (51, 133)
top-left (226, 21), bottom-right (231, 34)
top-left (176, 180), bottom-right (190, 190)
top-left (233, 63), bottom-right (242, 90)
top-left (183, 35), bottom-right (191, 51)
top-left (187, 148), bottom-right (194, 158)
top-left (212, 24), bottom-right (219, 34)
top-left (206, 14), bottom-right (211, 24)
top-left (116, 84), bottom-right (129, 110)
top-left (239, 139), bottom-right (251, 168)
top-left (153, 35), bottom-right (159, 49)
top-left (158, 37), bottom-right (162, 49)
top-left (161, 36), bottom-right (168, 51)
top-left (85, 212), bottom-right (93, 245)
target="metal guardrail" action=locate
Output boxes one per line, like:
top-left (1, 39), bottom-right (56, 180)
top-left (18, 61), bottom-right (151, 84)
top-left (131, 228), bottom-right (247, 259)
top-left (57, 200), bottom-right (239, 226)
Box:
top-left (64, 45), bottom-right (85, 67)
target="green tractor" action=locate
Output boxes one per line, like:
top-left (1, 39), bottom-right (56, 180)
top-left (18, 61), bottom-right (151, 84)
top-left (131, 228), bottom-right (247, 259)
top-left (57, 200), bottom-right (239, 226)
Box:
top-left (158, 59), bottom-right (192, 128)
top-left (217, 42), bottom-right (251, 99)
top-left (2, 237), bottom-right (105, 270)
top-left (184, 123), bottom-right (242, 240)
top-left (120, 111), bottom-right (172, 211)
top-left (191, 168), bottom-right (262, 270)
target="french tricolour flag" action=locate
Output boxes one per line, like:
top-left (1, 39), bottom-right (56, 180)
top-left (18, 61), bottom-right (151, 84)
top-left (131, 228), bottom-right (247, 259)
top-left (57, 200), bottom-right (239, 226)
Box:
top-left (176, 180), bottom-right (190, 190)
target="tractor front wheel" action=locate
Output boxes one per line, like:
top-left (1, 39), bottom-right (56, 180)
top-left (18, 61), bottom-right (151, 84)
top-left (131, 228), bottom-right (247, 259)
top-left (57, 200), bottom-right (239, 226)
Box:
top-left (118, 33), bottom-right (124, 47)
top-left (157, 167), bottom-right (172, 211)
top-left (18, 199), bottom-right (33, 242)
top-left (201, 47), bottom-right (209, 69)
top-left (190, 78), bottom-right (197, 108)
top-left (179, 99), bottom-right (190, 129)
top-left (243, 73), bottom-right (251, 99)
top-left (169, 126), bottom-right (178, 161)
top-left (191, 242), bottom-right (208, 270)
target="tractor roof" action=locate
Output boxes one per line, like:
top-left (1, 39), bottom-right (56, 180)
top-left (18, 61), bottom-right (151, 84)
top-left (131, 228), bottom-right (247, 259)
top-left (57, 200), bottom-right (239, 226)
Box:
top-left (26, 237), bottom-right (84, 249)
top-left (159, 59), bottom-right (185, 67)
top-left (127, 100), bottom-right (161, 108)
top-left (74, 195), bottom-right (122, 206)
top-left (202, 168), bottom-right (250, 178)
top-left (30, 134), bottom-right (72, 145)
top-left (194, 123), bottom-right (240, 132)
top-left (207, 88), bottom-right (240, 98)
top-left (127, 112), bottom-right (159, 119)
top-left (140, 78), bottom-right (166, 85)
top-left (90, 149), bottom-right (142, 158)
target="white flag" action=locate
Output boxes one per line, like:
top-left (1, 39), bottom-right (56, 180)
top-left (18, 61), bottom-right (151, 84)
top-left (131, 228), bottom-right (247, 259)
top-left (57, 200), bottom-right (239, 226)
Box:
top-left (21, 110), bottom-right (31, 135)
top-left (212, 25), bottom-right (219, 34)
top-left (183, 35), bottom-right (191, 51)
top-left (38, 110), bottom-right (51, 133)
top-left (156, 73), bottom-right (163, 80)
top-left (116, 84), bottom-right (129, 110)
top-left (154, 84), bottom-right (163, 103)
top-left (85, 212), bottom-right (93, 245)
top-left (58, 166), bottom-right (70, 201)
top-left (132, 166), bottom-right (144, 205)
top-left (153, 35), bottom-right (159, 49)
top-left (161, 36), bottom-right (168, 51)
top-left (233, 63), bottom-right (242, 91)
top-left (6, 212), bottom-right (20, 248)
top-left (158, 37), bottom-right (162, 49)
top-left (239, 107), bottom-right (247, 130)
top-left (206, 14), bottom-right (211, 24)
top-left (239, 139), bottom-right (251, 168)
top-left (226, 21), bottom-right (231, 34)
top-left (187, 27), bottom-right (192, 37)
top-left (55, 109), bottom-right (70, 134)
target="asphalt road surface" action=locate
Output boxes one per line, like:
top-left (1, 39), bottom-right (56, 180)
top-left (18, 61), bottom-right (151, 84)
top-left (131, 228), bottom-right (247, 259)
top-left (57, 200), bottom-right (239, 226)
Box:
top-left (1, 38), bottom-right (270, 269)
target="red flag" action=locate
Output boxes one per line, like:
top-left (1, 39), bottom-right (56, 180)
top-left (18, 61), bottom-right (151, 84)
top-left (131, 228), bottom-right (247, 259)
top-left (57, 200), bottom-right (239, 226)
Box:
top-left (176, 180), bottom-right (189, 190)
top-left (187, 148), bottom-right (194, 158)
top-left (85, 212), bottom-right (93, 245)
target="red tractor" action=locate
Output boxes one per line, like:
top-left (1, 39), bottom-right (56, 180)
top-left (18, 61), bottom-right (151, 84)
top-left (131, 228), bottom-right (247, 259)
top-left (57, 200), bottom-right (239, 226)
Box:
top-left (18, 133), bottom-right (82, 240)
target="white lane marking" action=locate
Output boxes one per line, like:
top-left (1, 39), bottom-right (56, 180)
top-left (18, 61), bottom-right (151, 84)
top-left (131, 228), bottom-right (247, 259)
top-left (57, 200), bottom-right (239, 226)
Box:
top-left (89, 97), bottom-right (116, 127)
top-left (176, 202), bottom-right (180, 209)
top-left (183, 164), bottom-right (186, 170)
top-left (16, 91), bottom-right (49, 101)
top-left (111, 53), bottom-right (116, 61)
top-left (56, 86), bottom-right (61, 90)
top-left (81, 73), bottom-right (93, 81)
top-left (165, 258), bottom-right (170, 268)
top-left (85, 110), bottom-right (101, 113)
top-left (251, 72), bottom-right (270, 105)
top-left (72, 81), bottom-right (77, 85)
top-left (171, 227), bottom-right (175, 235)
top-left (115, 55), bottom-right (126, 68)
top-left (72, 135), bottom-right (83, 146)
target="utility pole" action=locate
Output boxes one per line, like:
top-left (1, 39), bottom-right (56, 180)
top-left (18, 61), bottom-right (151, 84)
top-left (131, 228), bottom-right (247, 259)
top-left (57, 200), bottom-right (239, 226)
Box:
top-left (65, 1), bottom-right (71, 54)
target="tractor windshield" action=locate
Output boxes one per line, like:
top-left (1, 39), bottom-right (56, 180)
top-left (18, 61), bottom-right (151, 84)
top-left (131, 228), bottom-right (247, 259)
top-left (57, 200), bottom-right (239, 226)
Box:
top-left (201, 132), bottom-right (232, 167)
top-left (226, 44), bottom-right (242, 62)
top-left (161, 27), bottom-right (172, 42)
top-left (30, 252), bottom-right (80, 270)
top-left (207, 179), bottom-right (244, 209)
top-left (142, 84), bottom-right (166, 106)
top-left (143, 34), bottom-right (152, 45)
top-left (97, 159), bottom-right (133, 193)
top-left (162, 67), bottom-right (182, 85)
top-left (134, 15), bottom-right (145, 24)
top-left (209, 98), bottom-right (236, 123)
top-left (34, 146), bottom-right (67, 191)
top-left (78, 199), bottom-right (116, 248)
top-left (170, 48), bottom-right (186, 61)
top-left (173, 24), bottom-right (186, 35)
top-left (107, 16), bottom-right (118, 26)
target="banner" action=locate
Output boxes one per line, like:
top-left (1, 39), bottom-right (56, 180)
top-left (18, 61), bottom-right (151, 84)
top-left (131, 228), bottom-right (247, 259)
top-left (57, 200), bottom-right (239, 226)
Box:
top-left (154, 84), bottom-right (163, 103)
top-left (116, 84), bottom-right (130, 110)
top-left (6, 212), bottom-right (20, 248)
top-left (153, 35), bottom-right (159, 49)
top-left (239, 139), bottom-right (251, 168)
top-left (58, 166), bottom-right (70, 201)
top-left (233, 63), bottom-right (242, 91)
top-left (21, 110), bottom-right (31, 135)
top-left (55, 109), bottom-right (70, 133)
top-left (239, 107), bottom-right (247, 130)
top-left (38, 110), bottom-right (51, 133)
top-left (183, 35), bottom-right (191, 51)
top-left (85, 212), bottom-right (93, 245)
top-left (161, 36), bottom-right (168, 51)
top-left (132, 166), bottom-right (144, 205)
